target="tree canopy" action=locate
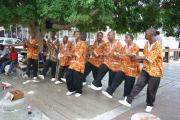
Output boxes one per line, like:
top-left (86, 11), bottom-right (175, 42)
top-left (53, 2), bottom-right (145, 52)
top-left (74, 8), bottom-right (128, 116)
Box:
top-left (161, 0), bottom-right (180, 37)
top-left (0, 0), bottom-right (179, 38)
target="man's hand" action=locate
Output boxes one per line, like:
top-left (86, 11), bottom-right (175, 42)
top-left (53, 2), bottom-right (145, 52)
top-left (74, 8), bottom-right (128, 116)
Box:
top-left (126, 53), bottom-right (135, 57)
top-left (130, 55), bottom-right (145, 62)
top-left (92, 51), bottom-right (99, 57)
top-left (113, 53), bottom-right (122, 59)
top-left (103, 53), bottom-right (110, 57)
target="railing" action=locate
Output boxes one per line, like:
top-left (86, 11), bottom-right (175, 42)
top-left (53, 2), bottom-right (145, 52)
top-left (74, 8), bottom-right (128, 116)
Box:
top-left (4, 44), bottom-right (24, 52)
top-left (140, 47), bottom-right (180, 63)
top-left (163, 47), bottom-right (180, 63)
top-left (4, 43), bottom-right (24, 48)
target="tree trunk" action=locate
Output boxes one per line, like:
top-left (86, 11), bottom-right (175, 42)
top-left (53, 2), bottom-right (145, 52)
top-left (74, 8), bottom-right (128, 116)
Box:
top-left (28, 22), bottom-right (41, 39)
top-left (27, 22), bottom-right (47, 46)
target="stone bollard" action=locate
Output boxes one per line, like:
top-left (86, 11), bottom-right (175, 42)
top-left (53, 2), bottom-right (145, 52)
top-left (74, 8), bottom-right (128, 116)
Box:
top-left (164, 47), bottom-right (170, 63)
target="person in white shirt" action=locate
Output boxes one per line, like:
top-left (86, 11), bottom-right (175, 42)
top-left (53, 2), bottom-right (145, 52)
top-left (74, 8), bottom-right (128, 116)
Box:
top-left (0, 44), bottom-right (9, 68)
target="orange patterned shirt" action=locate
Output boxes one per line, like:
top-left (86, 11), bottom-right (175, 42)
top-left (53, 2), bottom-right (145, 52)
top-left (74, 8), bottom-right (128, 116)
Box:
top-left (26, 39), bottom-right (39, 60)
top-left (143, 41), bottom-right (163, 77)
top-left (46, 39), bottom-right (59, 62)
top-left (88, 40), bottom-right (105, 67)
top-left (103, 40), bottom-right (123, 72)
top-left (69, 41), bottom-right (87, 73)
top-left (122, 44), bottom-right (140, 77)
top-left (59, 41), bottom-right (73, 66)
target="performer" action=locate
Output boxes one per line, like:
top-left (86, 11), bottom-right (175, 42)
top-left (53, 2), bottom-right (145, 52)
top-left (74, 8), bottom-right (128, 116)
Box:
top-left (38, 32), bottom-right (59, 81)
top-left (83, 32), bottom-right (105, 85)
top-left (55, 36), bottom-right (73, 85)
top-left (65, 32), bottom-right (87, 97)
top-left (102, 34), bottom-right (140, 99)
top-left (119, 28), bottom-right (163, 112)
top-left (88, 31), bottom-right (123, 91)
top-left (24, 34), bottom-right (39, 79)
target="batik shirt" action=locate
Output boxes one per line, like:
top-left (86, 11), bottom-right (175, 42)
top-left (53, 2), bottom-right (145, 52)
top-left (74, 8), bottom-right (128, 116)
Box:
top-left (103, 40), bottom-right (123, 72)
top-left (88, 40), bottom-right (105, 67)
top-left (122, 44), bottom-right (140, 77)
top-left (143, 41), bottom-right (163, 77)
top-left (46, 39), bottom-right (59, 62)
top-left (69, 41), bottom-right (87, 73)
top-left (26, 39), bottom-right (39, 60)
top-left (59, 41), bottom-right (73, 66)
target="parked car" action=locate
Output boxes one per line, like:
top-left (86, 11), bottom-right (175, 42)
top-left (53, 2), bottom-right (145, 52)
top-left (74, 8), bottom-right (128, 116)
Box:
top-left (0, 37), bottom-right (24, 52)
top-left (0, 37), bottom-right (23, 45)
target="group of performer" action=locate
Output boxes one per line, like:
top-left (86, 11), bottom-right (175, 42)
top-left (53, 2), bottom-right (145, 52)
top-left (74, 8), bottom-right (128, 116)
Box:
top-left (23, 28), bottom-right (163, 112)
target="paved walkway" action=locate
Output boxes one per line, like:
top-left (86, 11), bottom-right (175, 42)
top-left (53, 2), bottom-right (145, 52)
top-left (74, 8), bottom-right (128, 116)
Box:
top-left (1, 63), bottom-right (180, 120)
top-left (113, 81), bottom-right (180, 120)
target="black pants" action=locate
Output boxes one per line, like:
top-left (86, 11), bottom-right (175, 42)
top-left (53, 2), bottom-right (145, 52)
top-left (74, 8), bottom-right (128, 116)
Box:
top-left (58, 66), bottom-right (68, 80)
top-left (127, 70), bottom-right (161, 106)
top-left (92, 64), bottom-right (116, 87)
top-left (106, 71), bottom-right (135, 97)
top-left (42, 59), bottom-right (57, 78)
top-left (26, 58), bottom-right (38, 77)
top-left (66, 69), bottom-right (84, 93)
top-left (0, 58), bottom-right (8, 68)
top-left (83, 62), bottom-right (99, 82)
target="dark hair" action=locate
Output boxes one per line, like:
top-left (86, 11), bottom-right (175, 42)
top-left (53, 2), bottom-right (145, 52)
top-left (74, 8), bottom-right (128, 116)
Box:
top-left (51, 31), bottom-right (56, 37)
top-left (0, 44), bottom-right (4, 50)
top-left (97, 32), bottom-right (103, 36)
top-left (146, 28), bottom-right (156, 36)
top-left (63, 36), bottom-right (68, 40)
top-left (74, 31), bottom-right (80, 35)
top-left (156, 31), bottom-right (160, 35)
top-left (80, 32), bottom-right (87, 41)
top-left (126, 34), bottom-right (134, 40)
top-left (11, 47), bottom-right (15, 51)
top-left (108, 31), bottom-right (115, 36)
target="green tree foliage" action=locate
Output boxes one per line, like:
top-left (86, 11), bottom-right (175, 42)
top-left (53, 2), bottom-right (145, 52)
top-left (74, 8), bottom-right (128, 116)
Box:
top-left (161, 0), bottom-right (180, 37)
top-left (113, 0), bottom-right (162, 33)
top-left (0, 0), bottom-right (179, 38)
